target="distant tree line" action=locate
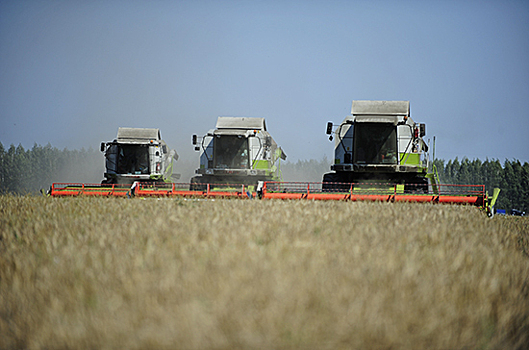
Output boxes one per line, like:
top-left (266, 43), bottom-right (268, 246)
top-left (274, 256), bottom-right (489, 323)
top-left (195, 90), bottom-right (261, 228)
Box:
top-left (433, 158), bottom-right (529, 212)
top-left (0, 142), bottom-right (103, 194)
top-left (1, 142), bottom-right (527, 211)
top-left (281, 156), bottom-right (332, 183)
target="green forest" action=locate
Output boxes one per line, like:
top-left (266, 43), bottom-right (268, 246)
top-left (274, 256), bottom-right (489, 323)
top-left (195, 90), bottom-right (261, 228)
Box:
top-left (1, 142), bottom-right (528, 212)
top-left (433, 158), bottom-right (528, 213)
top-left (0, 143), bottom-right (103, 194)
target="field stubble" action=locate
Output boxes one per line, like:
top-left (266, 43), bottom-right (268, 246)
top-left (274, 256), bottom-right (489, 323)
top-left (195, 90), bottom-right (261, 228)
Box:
top-left (0, 195), bottom-right (528, 349)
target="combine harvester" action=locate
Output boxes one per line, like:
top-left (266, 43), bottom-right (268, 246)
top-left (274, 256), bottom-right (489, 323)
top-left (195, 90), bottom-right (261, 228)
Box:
top-left (50, 127), bottom-right (179, 197)
top-left (255, 100), bottom-right (500, 215)
top-left (190, 116), bottom-right (287, 188)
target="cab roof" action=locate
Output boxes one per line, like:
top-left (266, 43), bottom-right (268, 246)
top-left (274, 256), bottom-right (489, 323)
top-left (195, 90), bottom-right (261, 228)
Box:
top-left (352, 100), bottom-right (410, 117)
top-left (216, 117), bottom-right (267, 131)
top-left (117, 127), bottom-right (161, 142)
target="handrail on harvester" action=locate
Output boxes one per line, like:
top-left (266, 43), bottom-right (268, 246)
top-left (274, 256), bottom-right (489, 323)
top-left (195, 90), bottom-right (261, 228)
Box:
top-left (258, 181), bottom-right (488, 209)
top-left (133, 182), bottom-right (255, 199)
top-left (50, 183), bottom-right (131, 197)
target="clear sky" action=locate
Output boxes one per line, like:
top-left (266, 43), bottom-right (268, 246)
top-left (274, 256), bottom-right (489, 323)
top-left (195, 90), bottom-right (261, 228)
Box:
top-left (1, 0), bottom-right (528, 164)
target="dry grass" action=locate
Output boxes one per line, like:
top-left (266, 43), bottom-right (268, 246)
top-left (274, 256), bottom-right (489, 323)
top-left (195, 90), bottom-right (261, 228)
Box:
top-left (1, 195), bottom-right (528, 349)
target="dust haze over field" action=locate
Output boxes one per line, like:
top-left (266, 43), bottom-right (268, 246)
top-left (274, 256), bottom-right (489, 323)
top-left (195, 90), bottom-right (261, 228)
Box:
top-left (1, 196), bottom-right (528, 349)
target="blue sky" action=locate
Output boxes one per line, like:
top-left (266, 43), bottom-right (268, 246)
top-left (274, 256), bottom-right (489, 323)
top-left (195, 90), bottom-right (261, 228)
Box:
top-left (1, 0), bottom-right (528, 165)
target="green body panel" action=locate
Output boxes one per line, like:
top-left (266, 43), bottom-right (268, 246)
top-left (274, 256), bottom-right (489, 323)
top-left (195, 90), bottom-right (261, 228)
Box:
top-left (254, 151), bottom-right (284, 181)
top-left (490, 188), bottom-right (501, 208)
top-left (253, 160), bottom-right (271, 170)
top-left (352, 183), bottom-right (405, 194)
top-left (399, 153), bottom-right (420, 166)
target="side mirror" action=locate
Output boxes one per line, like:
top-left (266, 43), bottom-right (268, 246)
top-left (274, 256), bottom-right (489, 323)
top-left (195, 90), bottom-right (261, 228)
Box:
top-left (326, 122), bottom-right (333, 135)
top-left (419, 123), bottom-right (426, 137)
top-left (100, 142), bottom-right (105, 152)
top-left (192, 135), bottom-right (197, 145)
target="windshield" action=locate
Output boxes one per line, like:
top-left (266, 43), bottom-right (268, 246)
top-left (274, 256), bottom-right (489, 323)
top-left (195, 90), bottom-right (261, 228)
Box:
top-left (116, 144), bottom-right (150, 174)
top-left (214, 135), bottom-right (249, 169)
top-left (353, 123), bottom-right (397, 164)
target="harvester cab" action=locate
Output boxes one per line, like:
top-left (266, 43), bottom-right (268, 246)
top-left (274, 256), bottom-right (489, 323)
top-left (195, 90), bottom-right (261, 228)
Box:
top-left (324, 100), bottom-right (432, 192)
top-left (100, 127), bottom-right (179, 184)
top-left (191, 117), bottom-right (287, 187)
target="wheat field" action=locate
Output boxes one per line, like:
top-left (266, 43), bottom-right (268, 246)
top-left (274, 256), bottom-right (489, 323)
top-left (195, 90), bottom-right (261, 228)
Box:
top-left (1, 195), bottom-right (528, 349)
